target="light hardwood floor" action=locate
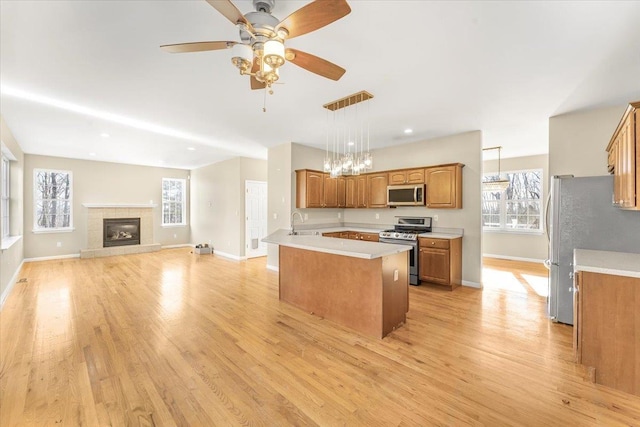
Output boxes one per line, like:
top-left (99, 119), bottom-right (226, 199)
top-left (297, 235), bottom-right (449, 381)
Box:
top-left (1, 250), bottom-right (639, 426)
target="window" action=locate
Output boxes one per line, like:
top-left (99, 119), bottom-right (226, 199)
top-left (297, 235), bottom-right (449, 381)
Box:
top-left (34, 169), bottom-right (73, 231)
top-left (162, 178), bottom-right (186, 226)
top-left (1, 156), bottom-right (9, 238)
top-left (482, 169), bottom-right (543, 232)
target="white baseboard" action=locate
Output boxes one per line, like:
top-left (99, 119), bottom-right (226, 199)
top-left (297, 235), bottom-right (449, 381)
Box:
top-left (483, 254), bottom-right (545, 264)
top-left (213, 250), bottom-right (245, 261)
top-left (462, 280), bottom-right (482, 289)
top-left (266, 264), bottom-right (279, 272)
top-left (1, 259), bottom-right (25, 311)
top-left (24, 253), bottom-right (80, 262)
top-left (162, 243), bottom-right (193, 249)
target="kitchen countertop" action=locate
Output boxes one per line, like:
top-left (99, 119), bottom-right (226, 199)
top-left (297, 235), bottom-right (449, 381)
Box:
top-left (294, 225), bottom-right (463, 240)
top-left (574, 249), bottom-right (640, 279)
top-left (262, 229), bottom-right (411, 260)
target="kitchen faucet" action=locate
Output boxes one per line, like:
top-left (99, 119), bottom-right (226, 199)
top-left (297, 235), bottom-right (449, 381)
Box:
top-left (290, 211), bottom-right (304, 235)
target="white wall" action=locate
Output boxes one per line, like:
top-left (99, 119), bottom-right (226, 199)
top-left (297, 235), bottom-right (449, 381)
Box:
top-left (23, 154), bottom-right (190, 259)
top-left (482, 154), bottom-right (549, 262)
top-left (549, 105), bottom-right (626, 177)
top-left (266, 143), bottom-right (292, 269)
top-left (191, 157), bottom-right (267, 259)
top-left (1, 116), bottom-right (25, 306)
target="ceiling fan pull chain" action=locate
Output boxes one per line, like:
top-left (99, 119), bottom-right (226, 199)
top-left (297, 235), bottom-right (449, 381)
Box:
top-left (263, 87), bottom-right (268, 112)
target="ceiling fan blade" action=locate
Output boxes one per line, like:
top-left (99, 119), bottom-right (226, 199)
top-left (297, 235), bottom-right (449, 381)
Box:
top-left (276, 0), bottom-right (351, 39)
top-left (160, 41), bottom-right (236, 53)
top-left (204, 0), bottom-right (255, 33)
top-left (285, 48), bottom-right (345, 81)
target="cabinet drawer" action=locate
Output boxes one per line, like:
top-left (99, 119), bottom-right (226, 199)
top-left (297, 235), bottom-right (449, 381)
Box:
top-left (419, 238), bottom-right (449, 249)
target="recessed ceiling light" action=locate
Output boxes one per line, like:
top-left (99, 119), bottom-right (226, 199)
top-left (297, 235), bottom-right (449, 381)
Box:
top-left (100, 132), bottom-right (110, 138)
top-left (89, 152), bottom-right (96, 156)
top-left (404, 128), bottom-right (413, 134)
top-left (187, 147), bottom-right (196, 151)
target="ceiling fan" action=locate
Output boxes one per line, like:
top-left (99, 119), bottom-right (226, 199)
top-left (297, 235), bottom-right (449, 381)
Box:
top-left (161, 0), bottom-right (351, 91)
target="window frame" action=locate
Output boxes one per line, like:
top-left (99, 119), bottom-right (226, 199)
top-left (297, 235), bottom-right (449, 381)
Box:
top-left (482, 168), bottom-right (543, 234)
top-left (161, 178), bottom-right (187, 227)
top-left (33, 168), bottom-right (74, 233)
top-left (1, 155), bottom-right (9, 239)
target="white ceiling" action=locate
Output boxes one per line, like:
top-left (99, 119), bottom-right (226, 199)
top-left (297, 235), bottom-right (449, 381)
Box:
top-left (2, 1), bottom-right (640, 169)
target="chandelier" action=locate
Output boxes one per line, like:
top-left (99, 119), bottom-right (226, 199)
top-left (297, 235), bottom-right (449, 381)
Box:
top-left (322, 91), bottom-right (374, 178)
top-left (482, 146), bottom-right (510, 191)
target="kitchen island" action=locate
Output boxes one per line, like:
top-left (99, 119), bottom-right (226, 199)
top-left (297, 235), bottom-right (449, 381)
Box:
top-left (573, 249), bottom-right (640, 397)
top-left (263, 229), bottom-right (411, 338)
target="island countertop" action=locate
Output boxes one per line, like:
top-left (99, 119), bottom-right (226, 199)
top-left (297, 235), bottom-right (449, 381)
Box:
top-left (289, 225), bottom-right (464, 240)
top-left (574, 249), bottom-right (640, 279)
top-left (262, 229), bottom-right (411, 260)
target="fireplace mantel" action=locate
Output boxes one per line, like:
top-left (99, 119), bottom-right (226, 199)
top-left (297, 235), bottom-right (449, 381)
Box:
top-left (82, 203), bottom-right (158, 208)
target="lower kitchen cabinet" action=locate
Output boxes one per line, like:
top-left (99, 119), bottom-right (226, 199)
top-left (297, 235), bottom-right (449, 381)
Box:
top-left (322, 231), bottom-right (379, 242)
top-left (419, 237), bottom-right (462, 290)
top-left (574, 270), bottom-right (640, 396)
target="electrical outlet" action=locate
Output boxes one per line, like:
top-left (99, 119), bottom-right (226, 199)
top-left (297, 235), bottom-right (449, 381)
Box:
top-left (375, 213), bottom-right (380, 219)
top-left (434, 215), bottom-right (439, 222)
top-left (56, 242), bottom-right (62, 248)
top-left (393, 269), bottom-right (399, 281)
top-left (304, 213), bottom-right (308, 220)
top-left (338, 212), bottom-right (341, 219)
top-left (173, 234), bottom-right (177, 239)
top-left (273, 213), bottom-right (278, 219)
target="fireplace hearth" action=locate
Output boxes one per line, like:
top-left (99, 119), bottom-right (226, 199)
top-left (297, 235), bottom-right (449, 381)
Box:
top-left (103, 218), bottom-right (140, 247)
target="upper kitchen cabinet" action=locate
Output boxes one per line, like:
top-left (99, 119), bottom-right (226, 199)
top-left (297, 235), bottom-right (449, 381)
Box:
top-left (345, 175), bottom-right (368, 208)
top-left (337, 177), bottom-right (346, 208)
top-left (425, 163), bottom-right (465, 209)
top-left (606, 101), bottom-right (639, 210)
top-left (388, 168), bottom-right (425, 185)
top-left (296, 169), bottom-right (324, 208)
top-left (367, 173), bottom-right (388, 208)
top-left (323, 173), bottom-right (338, 208)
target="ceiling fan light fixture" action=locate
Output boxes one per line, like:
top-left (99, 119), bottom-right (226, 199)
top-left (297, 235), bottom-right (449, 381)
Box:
top-left (231, 44), bottom-right (253, 73)
top-left (263, 39), bottom-right (285, 68)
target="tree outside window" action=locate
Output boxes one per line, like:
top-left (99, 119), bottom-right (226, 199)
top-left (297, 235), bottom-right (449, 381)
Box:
top-left (34, 169), bottom-right (73, 230)
top-left (162, 178), bottom-right (186, 226)
top-left (482, 169), bottom-right (542, 232)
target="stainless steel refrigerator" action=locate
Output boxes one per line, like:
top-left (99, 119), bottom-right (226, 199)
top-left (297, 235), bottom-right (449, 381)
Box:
top-left (545, 175), bottom-right (640, 325)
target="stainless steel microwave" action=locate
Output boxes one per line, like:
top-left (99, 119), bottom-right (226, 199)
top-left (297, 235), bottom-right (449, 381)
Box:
top-left (387, 184), bottom-right (425, 206)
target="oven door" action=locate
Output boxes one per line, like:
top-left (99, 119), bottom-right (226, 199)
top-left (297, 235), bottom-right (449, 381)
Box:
top-left (379, 237), bottom-right (419, 285)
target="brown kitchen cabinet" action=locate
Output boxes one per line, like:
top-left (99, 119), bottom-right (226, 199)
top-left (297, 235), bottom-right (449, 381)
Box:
top-left (337, 177), bottom-right (346, 208)
top-left (367, 173), bottom-right (388, 208)
top-left (323, 173), bottom-right (338, 208)
top-left (296, 169), bottom-right (324, 208)
top-left (425, 163), bottom-right (464, 209)
top-left (419, 237), bottom-right (462, 290)
top-left (388, 168), bottom-right (425, 185)
top-left (345, 175), bottom-right (368, 208)
top-left (322, 232), bottom-right (341, 238)
top-left (574, 270), bottom-right (640, 396)
top-left (606, 101), bottom-right (639, 210)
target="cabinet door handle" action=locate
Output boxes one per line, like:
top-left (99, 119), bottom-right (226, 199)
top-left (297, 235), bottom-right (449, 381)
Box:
top-left (431, 241), bottom-right (435, 245)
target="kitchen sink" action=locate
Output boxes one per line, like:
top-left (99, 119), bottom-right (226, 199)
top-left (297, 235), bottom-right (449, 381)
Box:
top-left (288, 230), bottom-right (320, 236)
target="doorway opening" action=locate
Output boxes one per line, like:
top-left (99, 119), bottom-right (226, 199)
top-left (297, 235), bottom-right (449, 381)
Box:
top-left (245, 180), bottom-right (268, 258)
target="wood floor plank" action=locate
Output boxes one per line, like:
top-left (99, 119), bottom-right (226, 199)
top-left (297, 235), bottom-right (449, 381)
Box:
top-left (1, 250), bottom-right (640, 426)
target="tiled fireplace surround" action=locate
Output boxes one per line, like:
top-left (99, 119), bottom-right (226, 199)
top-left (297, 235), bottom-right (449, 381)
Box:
top-left (80, 204), bottom-right (161, 259)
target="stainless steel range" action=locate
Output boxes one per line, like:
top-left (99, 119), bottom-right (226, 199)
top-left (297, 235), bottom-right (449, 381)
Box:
top-left (379, 217), bottom-right (432, 285)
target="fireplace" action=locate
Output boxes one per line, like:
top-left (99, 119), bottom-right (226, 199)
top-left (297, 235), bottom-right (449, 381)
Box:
top-left (103, 218), bottom-right (140, 247)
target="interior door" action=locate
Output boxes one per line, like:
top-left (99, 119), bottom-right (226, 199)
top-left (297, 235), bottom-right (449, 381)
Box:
top-left (245, 180), bottom-right (268, 258)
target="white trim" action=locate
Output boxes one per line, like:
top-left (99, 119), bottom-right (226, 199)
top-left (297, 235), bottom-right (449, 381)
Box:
top-left (24, 253), bottom-right (80, 262)
top-left (162, 243), bottom-right (193, 249)
top-left (462, 280), bottom-right (482, 289)
top-left (32, 227), bottom-right (75, 234)
top-left (213, 250), bottom-right (245, 261)
top-left (1, 260), bottom-right (24, 311)
top-left (161, 178), bottom-right (187, 226)
top-left (161, 224), bottom-right (187, 228)
top-left (82, 203), bottom-right (157, 208)
top-left (483, 229), bottom-right (544, 236)
top-left (266, 264), bottom-right (279, 272)
top-left (1, 235), bottom-right (22, 251)
top-left (483, 254), bottom-right (546, 264)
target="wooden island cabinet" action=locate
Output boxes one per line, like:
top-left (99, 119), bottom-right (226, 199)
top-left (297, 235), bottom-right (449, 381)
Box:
top-left (419, 236), bottom-right (462, 290)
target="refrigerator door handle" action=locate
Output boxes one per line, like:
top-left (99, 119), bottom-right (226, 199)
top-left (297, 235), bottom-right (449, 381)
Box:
top-left (544, 191), bottom-right (551, 242)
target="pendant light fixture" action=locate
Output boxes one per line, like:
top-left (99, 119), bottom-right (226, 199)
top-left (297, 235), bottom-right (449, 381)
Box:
top-left (323, 90), bottom-right (374, 177)
top-left (482, 146), bottom-right (510, 191)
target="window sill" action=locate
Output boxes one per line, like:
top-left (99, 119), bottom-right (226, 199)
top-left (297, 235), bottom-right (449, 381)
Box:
top-left (32, 227), bottom-right (76, 234)
top-left (1, 235), bottom-right (22, 251)
top-left (483, 229), bottom-right (544, 236)
top-left (161, 224), bottom-right (187, 228)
